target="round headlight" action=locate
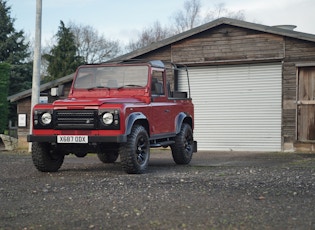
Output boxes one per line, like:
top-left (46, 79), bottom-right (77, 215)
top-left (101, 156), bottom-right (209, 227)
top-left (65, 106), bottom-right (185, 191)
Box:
top-left (41, 112), bottom-right (52, 125)
top-left (102, 113), bottom-right (113, 125)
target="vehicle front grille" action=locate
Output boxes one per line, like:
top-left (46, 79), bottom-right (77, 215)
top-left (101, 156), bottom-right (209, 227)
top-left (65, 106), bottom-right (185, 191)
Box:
top-left (54, 110), bottom-right (97, 130)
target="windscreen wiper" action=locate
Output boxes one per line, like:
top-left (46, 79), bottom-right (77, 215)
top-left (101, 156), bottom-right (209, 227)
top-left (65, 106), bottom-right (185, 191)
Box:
top-left (87, 86), bottom-right (110, 91)
top-left (117, 84), bottom-right (143, 90)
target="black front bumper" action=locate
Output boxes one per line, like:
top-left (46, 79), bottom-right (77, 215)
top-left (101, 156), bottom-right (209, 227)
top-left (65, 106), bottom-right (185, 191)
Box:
top-left (27, 134), bottom-right (127, 143)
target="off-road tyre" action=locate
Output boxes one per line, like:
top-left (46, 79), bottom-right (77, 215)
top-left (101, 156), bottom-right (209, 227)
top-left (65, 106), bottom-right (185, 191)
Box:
top-left (31, 142), bottom-right (64, 172)
top-left (171, 123), bottom-right (194, 164)
top-left (119, 125), bottom-right (150, 174)
top-left (97, 150), bottom-right (119, 163)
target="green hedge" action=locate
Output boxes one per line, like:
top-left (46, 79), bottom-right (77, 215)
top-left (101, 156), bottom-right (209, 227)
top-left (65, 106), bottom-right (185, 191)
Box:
top-left (0, 63), bottom-right (10, 133)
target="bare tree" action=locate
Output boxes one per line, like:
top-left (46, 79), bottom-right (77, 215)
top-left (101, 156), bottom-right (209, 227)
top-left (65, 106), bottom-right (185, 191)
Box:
top-left (204, 3), bottom-right (245, 22)
top-left (69, 22), bottom-right (121, 63)
top-left (126, 0), bottom-right (246, 52)
top-left (172, 0), bottom-right (202, 33)
top-left (126, 21), bottom-right (172, 52)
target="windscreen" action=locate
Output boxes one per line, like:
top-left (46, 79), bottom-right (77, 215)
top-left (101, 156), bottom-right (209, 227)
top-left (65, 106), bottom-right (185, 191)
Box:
top-left (74, 65), bottom-right (149, 89)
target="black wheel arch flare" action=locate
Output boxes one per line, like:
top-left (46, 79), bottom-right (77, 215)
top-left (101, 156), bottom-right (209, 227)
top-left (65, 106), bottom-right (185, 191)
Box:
top-left (125, 112), bottom-right (149, 136)
top-left (175, 112), bottom-right (193, 134)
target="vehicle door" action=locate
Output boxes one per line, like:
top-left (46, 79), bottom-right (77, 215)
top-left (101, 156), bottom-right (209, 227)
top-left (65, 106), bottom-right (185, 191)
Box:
top-left (149, 69), bottom-right (175, 135)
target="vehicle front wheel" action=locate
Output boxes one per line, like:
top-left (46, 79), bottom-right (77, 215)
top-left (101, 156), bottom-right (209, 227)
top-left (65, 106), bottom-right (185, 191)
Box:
top-left (31, 142), bottom-right (64, 172)
top-left (171, 123), bottom-right (194, 164)
top-left (119, 125), bottom-right (150, 174)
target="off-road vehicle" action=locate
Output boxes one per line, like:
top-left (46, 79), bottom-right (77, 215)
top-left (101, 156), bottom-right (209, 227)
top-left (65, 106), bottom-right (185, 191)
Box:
top-left (28, 60), bottom-right (197, 174)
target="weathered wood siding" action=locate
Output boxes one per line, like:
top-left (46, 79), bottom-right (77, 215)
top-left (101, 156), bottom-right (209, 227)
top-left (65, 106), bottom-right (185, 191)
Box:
top-left (171, 26), bottom-right (284, 63)
top-left (137, 46), bottom-right (172, 62)
top-left (283, 38), bottom-right (315, 150)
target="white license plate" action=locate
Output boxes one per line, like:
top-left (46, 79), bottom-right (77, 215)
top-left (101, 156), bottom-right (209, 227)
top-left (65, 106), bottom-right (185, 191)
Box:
top-left (57, 135), bottom-right (88, 144)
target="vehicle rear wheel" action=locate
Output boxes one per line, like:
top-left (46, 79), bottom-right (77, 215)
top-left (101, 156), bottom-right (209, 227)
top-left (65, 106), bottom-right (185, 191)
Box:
top-left (31, 142), bottom-right (64, 172)
top-left (171, 123), bottom-right (193, 164)
top-left (97, 150), bottom-right (119, 163)
top-left (119, 125), bottom-right (150, 174)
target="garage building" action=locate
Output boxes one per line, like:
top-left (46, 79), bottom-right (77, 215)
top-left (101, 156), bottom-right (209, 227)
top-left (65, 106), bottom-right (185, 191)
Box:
top-left (8, 18), bottom-right (315, 152)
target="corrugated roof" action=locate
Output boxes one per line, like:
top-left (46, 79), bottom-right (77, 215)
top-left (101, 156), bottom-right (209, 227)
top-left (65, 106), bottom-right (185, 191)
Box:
top-left (8, 17), bottom-right (315, 103)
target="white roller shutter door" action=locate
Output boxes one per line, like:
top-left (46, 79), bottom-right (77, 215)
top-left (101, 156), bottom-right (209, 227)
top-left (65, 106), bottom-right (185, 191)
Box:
top-left (179, 63), bottom-right (282, 151)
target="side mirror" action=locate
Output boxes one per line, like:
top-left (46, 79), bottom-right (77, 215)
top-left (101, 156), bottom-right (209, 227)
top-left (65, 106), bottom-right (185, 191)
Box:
top-left (50, 85), bottom-right (65, 97)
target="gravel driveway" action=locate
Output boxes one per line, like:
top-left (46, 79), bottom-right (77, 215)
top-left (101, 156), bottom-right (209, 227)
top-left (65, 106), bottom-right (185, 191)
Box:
top-left (0, 150), bottom-right (314, 229)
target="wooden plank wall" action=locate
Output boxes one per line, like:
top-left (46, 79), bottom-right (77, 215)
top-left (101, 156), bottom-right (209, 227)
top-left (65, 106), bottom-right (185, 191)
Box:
top-left (171, 25), bottom-right (284, 63)
top-left (284, 38), bottom-right (315, 150)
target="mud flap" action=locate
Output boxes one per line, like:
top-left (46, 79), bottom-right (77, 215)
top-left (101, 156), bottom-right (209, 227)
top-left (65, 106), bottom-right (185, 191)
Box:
top-left (193, 141), bottom-right (198, 152)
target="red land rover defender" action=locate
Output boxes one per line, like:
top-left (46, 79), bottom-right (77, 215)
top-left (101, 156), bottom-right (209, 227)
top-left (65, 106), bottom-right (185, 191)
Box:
top-left (28, 60), bottom-right (197, 174)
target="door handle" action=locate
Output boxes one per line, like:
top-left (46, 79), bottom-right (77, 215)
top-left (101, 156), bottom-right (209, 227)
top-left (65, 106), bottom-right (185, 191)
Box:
top-left (164, 109), bottom-right (170, 113)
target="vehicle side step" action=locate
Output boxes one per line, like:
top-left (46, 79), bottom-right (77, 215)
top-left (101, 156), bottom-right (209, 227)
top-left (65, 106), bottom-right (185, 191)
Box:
top-left (150, 140), bottom-right (175, 148)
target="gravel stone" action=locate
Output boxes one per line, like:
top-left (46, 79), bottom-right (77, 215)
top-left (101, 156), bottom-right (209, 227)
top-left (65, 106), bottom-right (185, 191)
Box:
top-left (0, 150), bottom-right (314, 229)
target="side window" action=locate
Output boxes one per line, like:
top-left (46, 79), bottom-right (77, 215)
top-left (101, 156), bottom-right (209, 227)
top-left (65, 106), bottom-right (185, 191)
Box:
top-left (151, 70), bottom-right (164, 95)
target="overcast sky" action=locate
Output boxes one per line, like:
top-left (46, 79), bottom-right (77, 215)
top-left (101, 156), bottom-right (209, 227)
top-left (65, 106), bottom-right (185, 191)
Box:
top-left (7, 0), bottom-right (315, 46)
